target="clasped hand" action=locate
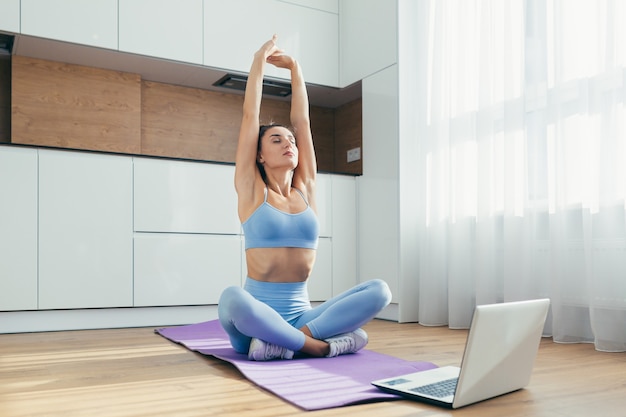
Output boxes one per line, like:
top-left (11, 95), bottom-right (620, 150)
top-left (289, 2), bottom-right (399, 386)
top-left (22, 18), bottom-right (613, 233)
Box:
top-left (256, 34), bottom-right (296, 70)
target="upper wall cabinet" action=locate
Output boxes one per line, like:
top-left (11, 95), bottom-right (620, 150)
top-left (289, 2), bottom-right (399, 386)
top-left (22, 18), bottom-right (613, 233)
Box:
top-left (204, 0), bottom-right (339, 87)
top-left (339, 0), bottom-right (397, 87)
top-left (281, 0), bottom-right (338, 13)
top-left (0, 0), bottom-right (20, 33)
top-left (21, 0), bottom-right (118, 50)
top-left (119, 0), bottom-right (203, 65)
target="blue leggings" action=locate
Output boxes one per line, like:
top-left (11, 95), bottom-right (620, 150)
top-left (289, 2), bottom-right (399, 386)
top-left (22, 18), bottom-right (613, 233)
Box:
top-left (218, 278), bottom-right (392, 354)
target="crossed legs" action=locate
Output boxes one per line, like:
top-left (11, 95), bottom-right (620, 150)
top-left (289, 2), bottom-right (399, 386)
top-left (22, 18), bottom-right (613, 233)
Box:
top-left (218, 279), bottom-right (391, 357)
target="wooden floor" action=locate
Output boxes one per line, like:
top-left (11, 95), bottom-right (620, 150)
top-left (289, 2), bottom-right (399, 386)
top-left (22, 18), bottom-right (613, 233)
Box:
top-left (1, 319), bottom-right (625, 417)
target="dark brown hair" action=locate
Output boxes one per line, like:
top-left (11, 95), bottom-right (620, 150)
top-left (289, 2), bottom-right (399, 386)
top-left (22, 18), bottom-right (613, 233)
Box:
top-left (257, 123), bottom-right (294, 183)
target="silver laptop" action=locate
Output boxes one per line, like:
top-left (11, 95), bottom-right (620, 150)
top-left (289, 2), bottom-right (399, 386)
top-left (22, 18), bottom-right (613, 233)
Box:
top-left (372, 298), bottom-right (550, 409)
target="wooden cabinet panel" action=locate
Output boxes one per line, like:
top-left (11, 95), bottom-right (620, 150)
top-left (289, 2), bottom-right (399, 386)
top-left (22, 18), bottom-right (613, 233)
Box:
top-left (334, 98), bottom-right (362, 175)
top-left (141, 81), bottom-right (243, 162)
top-left (311, 106), bottom-right (335, 173)
top-left (141, 80), bottom-right (337, 168)
top-left (12, 56), bottom-right (141, 154)
top-left (10, 56), bottom-right (353, 173)
top-left (0, 57), bottom-right (10, 143)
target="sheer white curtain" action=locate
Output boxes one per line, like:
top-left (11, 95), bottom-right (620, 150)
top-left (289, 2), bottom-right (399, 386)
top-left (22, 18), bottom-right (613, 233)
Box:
top-left (415, 0), bottom-right (626, 352)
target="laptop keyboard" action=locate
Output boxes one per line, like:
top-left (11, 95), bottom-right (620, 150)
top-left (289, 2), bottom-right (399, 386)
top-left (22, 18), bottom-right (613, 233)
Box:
top-left (409, 377), bottom-right (458, 398)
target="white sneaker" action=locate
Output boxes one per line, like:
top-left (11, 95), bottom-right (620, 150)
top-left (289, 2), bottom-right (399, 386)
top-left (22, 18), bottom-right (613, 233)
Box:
top-left (248, 338), bottom-right (294, 361)
top-left (325, 328), bottom-right (369, 357)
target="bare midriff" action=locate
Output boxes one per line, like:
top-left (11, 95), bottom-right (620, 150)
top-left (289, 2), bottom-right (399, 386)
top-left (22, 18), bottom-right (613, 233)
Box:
top-left (245, 247), bottom-right (317, 283)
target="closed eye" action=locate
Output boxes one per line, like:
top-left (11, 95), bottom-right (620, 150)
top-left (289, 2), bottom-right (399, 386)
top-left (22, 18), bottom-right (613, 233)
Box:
top-left (270, 134), bottom-right (296, 145)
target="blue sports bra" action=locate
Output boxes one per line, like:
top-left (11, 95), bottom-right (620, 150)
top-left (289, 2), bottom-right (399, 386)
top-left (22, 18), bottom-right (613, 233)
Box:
top-left (242, 186), bottom-right (319, 250)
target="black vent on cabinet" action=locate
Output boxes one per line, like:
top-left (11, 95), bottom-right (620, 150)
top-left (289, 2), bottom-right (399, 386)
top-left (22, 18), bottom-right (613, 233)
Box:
top-left (213, 74), bottom-right (291, 97)
top-left (0, 33), bottom-right (14, 56)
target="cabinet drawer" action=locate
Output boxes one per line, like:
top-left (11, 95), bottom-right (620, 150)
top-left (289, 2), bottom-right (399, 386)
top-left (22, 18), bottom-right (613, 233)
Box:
top-left (134, 233), bottom-right (242, 306)
top-left (134, 158), bottom-right (239, 234)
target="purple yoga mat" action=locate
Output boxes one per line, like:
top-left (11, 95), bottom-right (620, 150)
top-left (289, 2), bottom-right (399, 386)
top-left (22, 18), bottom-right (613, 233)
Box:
top-left (156, 320), bottom-right (437, 410)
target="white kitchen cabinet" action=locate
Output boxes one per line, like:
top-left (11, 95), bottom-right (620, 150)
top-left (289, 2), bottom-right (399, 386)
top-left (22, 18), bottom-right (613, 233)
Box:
top-left (203, 0), bottom-right (339, 87)
top-left (311, 175), bottom-right (338, 301)
top-left (134, 157), bottom-right (239, 234)
top-left (281, 0), bottom-right (338, 13)
top-left (119, 0), bottom-right (203, 65)
top-left (0, 146), bottom-right (38, 311)
top-left (316, 174), bottom-right (332, 237)
top-left (21, 0), bottom-right (118, 50)
top-left (307, 237), bottom-right (332, 301)
top-left (359, 65), bottom-right (399, 304)
top-left (339, 0), bottom-right (397, 87)
top-left (330, 174), bottom-right (358, 295)
top-left (38, 150), bottom-right (133, 309)
top-left (133, 233), bottom-right (241, 306)
top-left (0, 0), bottom-right (20, 33)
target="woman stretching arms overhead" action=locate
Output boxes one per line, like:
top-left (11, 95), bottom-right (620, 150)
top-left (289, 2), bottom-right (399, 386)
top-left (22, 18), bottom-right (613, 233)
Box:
top-left (218, 35), bottom-right (391, 361)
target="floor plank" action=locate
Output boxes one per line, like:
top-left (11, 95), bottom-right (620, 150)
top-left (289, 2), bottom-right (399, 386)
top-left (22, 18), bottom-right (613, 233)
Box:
top-left (1, 319), bottom-right (624, 416)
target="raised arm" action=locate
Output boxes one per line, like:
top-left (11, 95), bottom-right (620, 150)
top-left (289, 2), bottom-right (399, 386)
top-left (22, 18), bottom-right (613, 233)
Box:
top-left (266, 55), bottom-right (317, 208)
top-left (234, 36), bottom-right (282, 216)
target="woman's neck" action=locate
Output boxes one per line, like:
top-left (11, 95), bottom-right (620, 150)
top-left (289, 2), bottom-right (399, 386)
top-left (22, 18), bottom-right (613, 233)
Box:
top-left (264, 171), bottom-right (294, 196)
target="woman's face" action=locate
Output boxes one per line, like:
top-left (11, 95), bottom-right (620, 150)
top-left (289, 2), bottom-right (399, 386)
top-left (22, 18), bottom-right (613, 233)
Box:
top-left (258, 126), bottom-right (298, 170)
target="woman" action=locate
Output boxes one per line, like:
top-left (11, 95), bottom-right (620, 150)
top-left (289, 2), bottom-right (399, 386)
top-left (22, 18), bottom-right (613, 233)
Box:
top-left (218, 35), bottom-right (391, 361)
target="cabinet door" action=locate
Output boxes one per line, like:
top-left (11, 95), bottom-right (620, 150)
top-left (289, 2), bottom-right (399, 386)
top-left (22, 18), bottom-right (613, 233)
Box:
top-left (281, 0), bottom-right (338, 13)
top-left (0, 0), bottom-right (20, 33)
top-left (339, 0), bottom-right (397, 86)
top-left (134, 158), bottom-right (239, 234)
top-left (359, 66), bottom-right (399, 301)
top-left (331, 174), bottom-right (358, 296)
top-left (0, 147), bottom-right (38, 311)
top-left (316, 174), bottom-right (332, 237)
top-left (308, 237), bottom-right (332, 301)
top-left (119, 0), bottom-right (203, 64)
top-left (134, 233), bottom-right (241, 306)
top-left (204, 0), bottom-right (338, 87)
top-left (21, 0), bottom-right (118, 50)
top-left (39, 150), bottom-right (133, 309)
